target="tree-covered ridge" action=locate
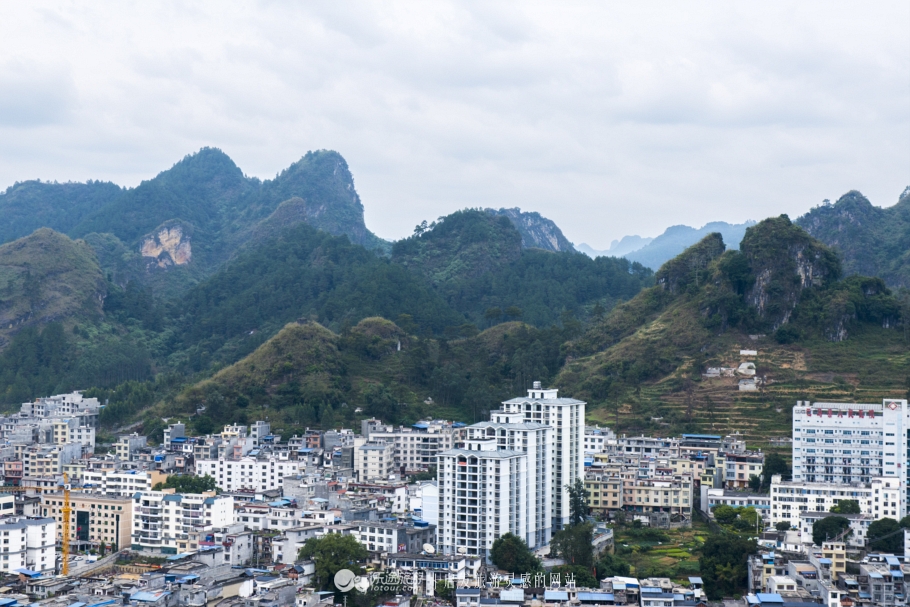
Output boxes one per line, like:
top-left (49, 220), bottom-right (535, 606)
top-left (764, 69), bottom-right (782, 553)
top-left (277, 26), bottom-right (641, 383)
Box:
top-left (0, 229), bottom-right (106, 348)
top-left (173, 221), bottom-right (463, 370)
top-left (162, 317), bottom-right (575, 436)
top-left (798, 188), bottom-right (910, 288)
top-left (559, 217), bottom-right (906, 411)
top-left (0, 180), bottom-right (122, 246)
top-left (0, 148), bottom-right (389, 300)
top-left (393, 209), bottom-right (653, 328)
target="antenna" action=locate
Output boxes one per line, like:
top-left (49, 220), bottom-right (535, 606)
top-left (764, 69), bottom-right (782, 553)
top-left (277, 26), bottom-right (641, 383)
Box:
top-left (423, 543), bottom-right (436, 554)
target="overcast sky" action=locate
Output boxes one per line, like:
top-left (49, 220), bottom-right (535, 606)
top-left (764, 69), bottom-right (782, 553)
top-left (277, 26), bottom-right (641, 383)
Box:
top-left (1, 2), bottom-right (907, 248)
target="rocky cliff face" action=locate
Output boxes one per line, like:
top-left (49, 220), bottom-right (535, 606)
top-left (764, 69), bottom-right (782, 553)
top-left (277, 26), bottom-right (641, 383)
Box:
top-left (740, 215), bottom-right (841, 330)
top-left (140, 224), bottom-right (193, 269)
top-left (485, 208), bottom-right (575, 252)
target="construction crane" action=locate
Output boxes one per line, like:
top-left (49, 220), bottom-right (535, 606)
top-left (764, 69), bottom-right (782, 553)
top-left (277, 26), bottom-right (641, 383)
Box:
top-left (61, 472), bottom-right (71, 576)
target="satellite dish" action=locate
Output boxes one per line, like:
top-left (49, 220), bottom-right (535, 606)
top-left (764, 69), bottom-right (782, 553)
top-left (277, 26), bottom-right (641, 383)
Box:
top-left (423, 543), bottom-right (436, 554)
top-left (457, 547), bottom-right (467, 554)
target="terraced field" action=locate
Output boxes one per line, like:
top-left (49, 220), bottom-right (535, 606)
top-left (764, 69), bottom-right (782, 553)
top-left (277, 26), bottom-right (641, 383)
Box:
top-left (586, 329), bottom-right (910, 450)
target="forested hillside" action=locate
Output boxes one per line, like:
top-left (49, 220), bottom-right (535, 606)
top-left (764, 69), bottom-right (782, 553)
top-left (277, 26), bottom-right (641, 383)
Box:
top-left (798, 188), bottom-right (910, 288)
top-left (558, 215), bottom-right (907, 443)
top-left (0, 205), bottom-right (653, 430)
top-left (0, 229), bottom-right (105, 348)
top-left (392, 210), bottom-right (652, 327)
top-left (1, 149), bottom-right (388, 299)
top-left (3, 152), bottom-right (908, 448)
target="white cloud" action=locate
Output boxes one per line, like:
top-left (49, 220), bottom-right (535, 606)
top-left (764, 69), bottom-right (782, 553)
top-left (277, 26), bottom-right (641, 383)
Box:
top-left (0, 1), bottom-right (906, 247)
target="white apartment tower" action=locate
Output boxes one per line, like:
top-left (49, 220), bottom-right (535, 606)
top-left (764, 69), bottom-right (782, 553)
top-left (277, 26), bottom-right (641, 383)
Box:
top-left (132, 491), bottom-right (234, 554)
top-left (0, 516), bottom-right (56, 574)
top-left (792, 399), bottom-right (908, 519)
top-left (471, 411), bottom-right (552, 546)
top-left (498, 382), bottom-right (585, 529)
top-left (437, 437), bottom-right (535, 561)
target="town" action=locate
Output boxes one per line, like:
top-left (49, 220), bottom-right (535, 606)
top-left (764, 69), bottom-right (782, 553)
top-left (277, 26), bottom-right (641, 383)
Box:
top-left (0, 386), bottom-right (900, 607)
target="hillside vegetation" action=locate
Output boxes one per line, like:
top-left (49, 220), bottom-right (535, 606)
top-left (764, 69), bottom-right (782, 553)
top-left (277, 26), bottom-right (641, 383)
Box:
top-left (3, 154), bottom-right (908, 449)
top-left (392, 210), bottom-right (652, 328)
top-left (0, 229), bottom-right (105, 348)
top-left (798, 188), bottom-right (910, 288)
top-left (116, 317), bottom-right (577, 437)
top-left (559, 215), bottom-right (908, 445)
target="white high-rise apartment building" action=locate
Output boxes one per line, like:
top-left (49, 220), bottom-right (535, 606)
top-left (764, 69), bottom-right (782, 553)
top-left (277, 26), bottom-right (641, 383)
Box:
top-left (792, 399), bottom-right (908, 518)
top-left (195, 458), bottom-right (302, 492)
top-left (0, 516), bottom-right (56, 574)
top-left (498, 382), bottom-right (585, 529)
top-left (471, 411), bottom-right (552, 546)
top-left (132, 491), bottom-right (234, 554)
top-left (438, 436), bottom-right (535, 561)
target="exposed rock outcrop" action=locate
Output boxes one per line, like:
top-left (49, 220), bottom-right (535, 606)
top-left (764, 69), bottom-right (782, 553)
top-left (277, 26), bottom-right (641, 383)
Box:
top-left (141, 224), bottom-right (192, 269)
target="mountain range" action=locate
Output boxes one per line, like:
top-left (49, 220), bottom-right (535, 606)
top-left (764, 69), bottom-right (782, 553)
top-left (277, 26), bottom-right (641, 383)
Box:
top-left (578, 221), bottom-right (756, 271)
top-left (1, 146), bottom-right (908, 447)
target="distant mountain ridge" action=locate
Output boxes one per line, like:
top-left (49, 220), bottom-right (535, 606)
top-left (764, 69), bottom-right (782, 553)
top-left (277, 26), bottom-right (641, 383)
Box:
top-left (577, 235), bottom-right (654, 259)
top-left (624, 221), bottom-right (755, 270)
top-left (580, 221), bottom-right (755, 269)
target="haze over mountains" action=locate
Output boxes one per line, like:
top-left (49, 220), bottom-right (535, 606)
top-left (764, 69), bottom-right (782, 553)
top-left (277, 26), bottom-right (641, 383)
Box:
top-left (578, 221), bottom-right (756, 270)
top-left (0, 146), bottom-right (908, 445)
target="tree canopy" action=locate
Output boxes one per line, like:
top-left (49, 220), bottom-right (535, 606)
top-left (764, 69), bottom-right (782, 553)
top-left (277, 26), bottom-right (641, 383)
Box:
top-left (490, 533), bottom-right (541, 574)
top-left (812, 516), bottom-right (851, 546)
top-left (152, 474), bottom-right (218, 494)
top-left (699, 534), bottom-right (757, 600)
top-left (298, 533), bottom-right (369, 591)
top-left (551, 523), bottom-right (594, 568)
top-left (868, 518), bottom-right (903, 553)
top-left (830, 500), bottom-right (861, 515)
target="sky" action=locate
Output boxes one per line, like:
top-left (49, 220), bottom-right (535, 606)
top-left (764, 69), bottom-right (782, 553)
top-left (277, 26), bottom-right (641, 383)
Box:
top-left (0, 2), bottom-right (908, 249)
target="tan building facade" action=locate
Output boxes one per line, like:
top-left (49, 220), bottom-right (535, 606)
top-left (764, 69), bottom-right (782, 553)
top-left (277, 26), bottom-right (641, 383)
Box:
top-left (41, 492), bottom-right (132, 549)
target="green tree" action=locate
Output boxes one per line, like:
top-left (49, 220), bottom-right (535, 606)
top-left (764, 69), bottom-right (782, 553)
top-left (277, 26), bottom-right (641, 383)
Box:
top-left (899, 515), bottom-right (910, 529)
top-left (748, 474), bottom-right (762, 492)
top-left (567, 479), bottom-right (589, 526)
top-left (194, 416), bottom-right (215, 435)
top-left (152, 474), bottom-right (218, 493)
top-left (594, 553), bottom-right (630, 578)
top-left (484, 307), bottom-right (503, 327)
top-left (761, 453), bottom-right (791, 491)
top-left (739, 507), bottom-right (759, 527)
top-left (490, 533), bottom-right (540, 574)
top-left (775, 521), bottom-right (791, 532)
top-left (504, 306), bottom-right (523, 321)
top-left (812, 516), bottom-right (851, 546)
top-left (868, 518), bottom-right (903, 553)
top-left (830, 499), bottom-right (860, 515)
top-left (298, 533), bottom-right (369, 591)
top-left (699, 534), bottom-right (757, 600)
top-left (410, 467), bottom-right (437, 482)
top-left (551, 523), bottom-right (594, 567)
top-left (99, 541), bottom-right (106, 557)
top-left (712, 505), bottom-right (738, 525)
